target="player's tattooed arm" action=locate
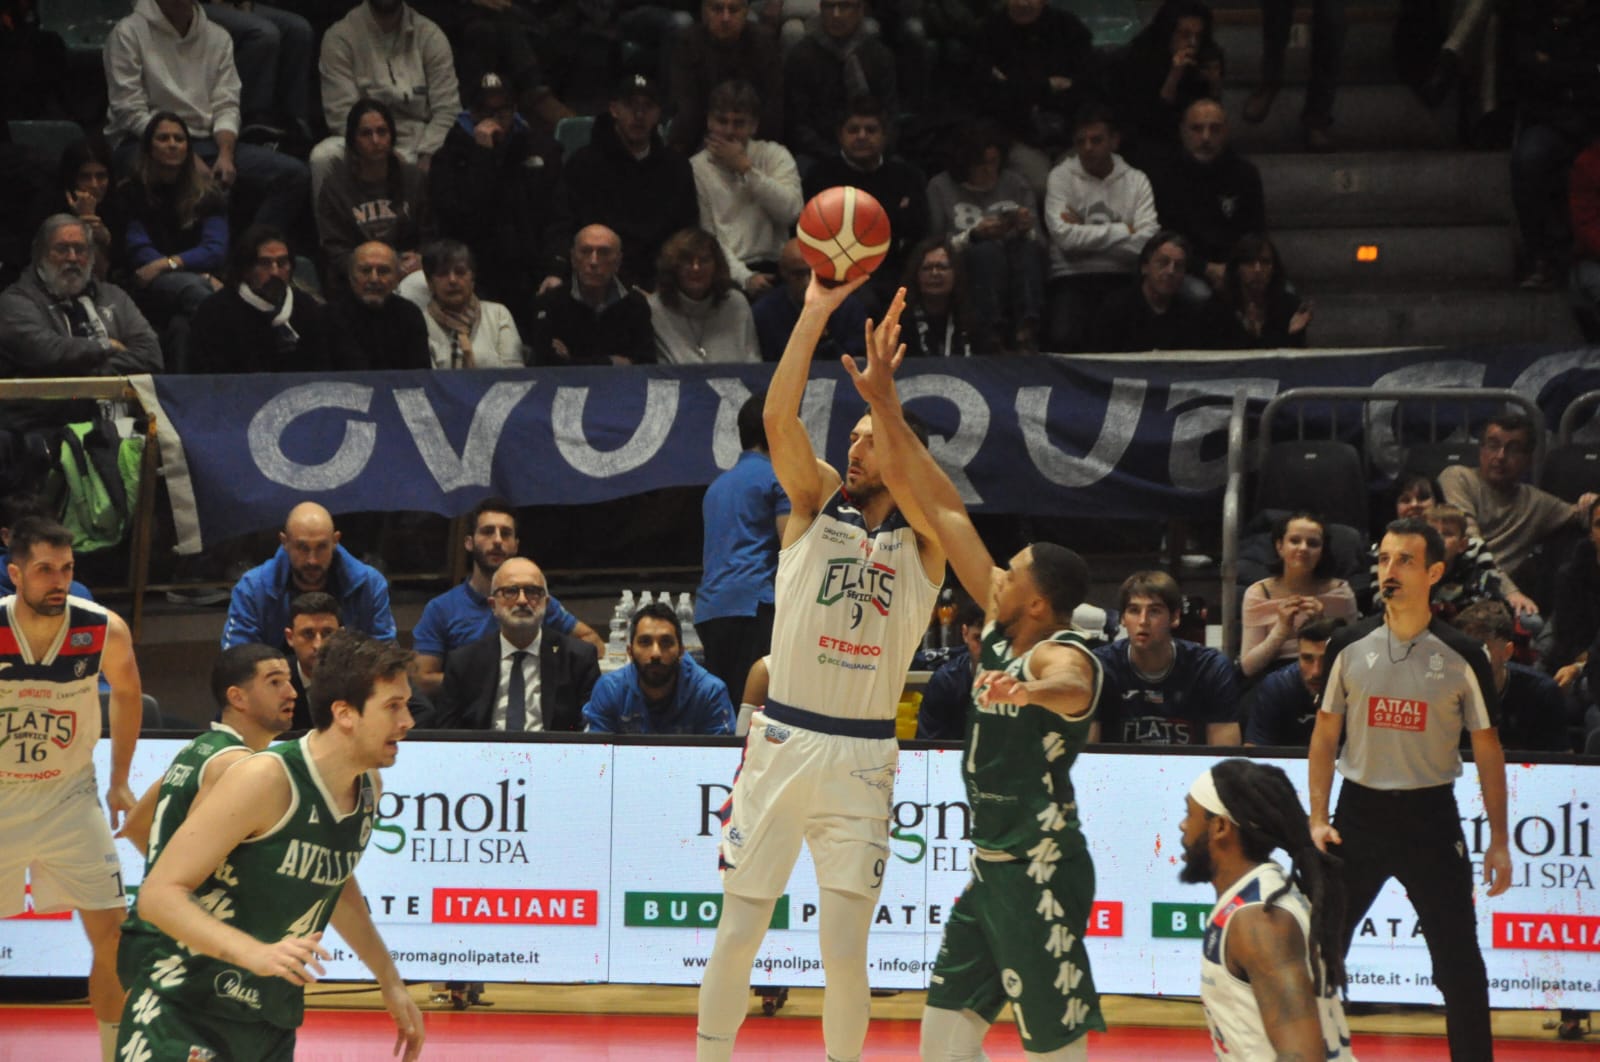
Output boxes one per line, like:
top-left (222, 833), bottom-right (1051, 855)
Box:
top-left (1227, 904), bottom-right (1326, 1061)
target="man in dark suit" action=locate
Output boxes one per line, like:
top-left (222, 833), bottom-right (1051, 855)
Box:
top-left (428, 557), bottom-right (599, 732)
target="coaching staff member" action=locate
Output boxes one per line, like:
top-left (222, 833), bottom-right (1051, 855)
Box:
top-left (1307, 516), bottom-right (1510, 1062)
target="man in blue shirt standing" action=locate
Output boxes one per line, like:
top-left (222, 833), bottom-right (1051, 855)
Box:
top-left (222, 502), bottom-right (395, 649)
top-left (1092, 570), bottom-right (1241, 746)
top-left (411, 497), bottom-right (604, 697)
top-left (695, 394), bottom-right (791, 696)
top-left (584, 602), bottom-right (735, 734)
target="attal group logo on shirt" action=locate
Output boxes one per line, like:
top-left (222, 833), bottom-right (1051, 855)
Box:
top-left (1367, 696), bottom-right (1427, 732)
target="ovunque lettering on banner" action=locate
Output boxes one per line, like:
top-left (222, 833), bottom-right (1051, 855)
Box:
top-left (137, 347), bottom-right (1600, 551)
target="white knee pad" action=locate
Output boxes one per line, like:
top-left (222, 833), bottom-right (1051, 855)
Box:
top-left (919, 1005), bottom-right (992, 1062)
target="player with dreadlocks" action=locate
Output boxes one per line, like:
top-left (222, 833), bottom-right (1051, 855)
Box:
top-left (1178, 758), bottom-right (1354, 1061)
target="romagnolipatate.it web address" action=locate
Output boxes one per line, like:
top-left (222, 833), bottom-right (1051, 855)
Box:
top-left (1349, 967), bottom-right (1597, 993)
top-left (389, 949), bottom-right (541, 966)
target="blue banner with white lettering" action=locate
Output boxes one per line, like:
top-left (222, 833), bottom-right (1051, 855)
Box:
top-left (131, 345), bottom-right (1600, 552)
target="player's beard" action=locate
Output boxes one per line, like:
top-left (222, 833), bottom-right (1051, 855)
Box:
top-left (1178, 833), bottom-right (1214, 885)
top-left (636, 658), bottom-right (677, 689)
top-left (472, 545), bottom-right (506, 578)
top-left (24, 588), bottom-right (67, 617)
top-left (498, 603), bottom-right (545, 639)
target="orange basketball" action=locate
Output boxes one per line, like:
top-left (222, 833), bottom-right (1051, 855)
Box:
top-left (795, 186), bottom-right (892, 282)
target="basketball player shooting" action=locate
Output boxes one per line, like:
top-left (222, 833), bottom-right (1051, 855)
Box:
top-left (694, 272), bottom-right (945, 1062)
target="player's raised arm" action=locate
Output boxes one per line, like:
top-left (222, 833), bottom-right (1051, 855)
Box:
top-left (764, 272), bottom-right (869, 535)
top-left (137, 754), bottom-right (330, 984)
top-left (331, 875), bottom-right (425, 1061)
top-left (100, 609), bottom-right (143, 828)
top-left (843, 294), bottom-right (994, 605)
top-left (975, 640), bottom-right (1097, 720)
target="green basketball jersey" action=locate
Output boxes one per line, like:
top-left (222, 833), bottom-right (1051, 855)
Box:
top-left (963, 621), bottom-right (1101, 857)
top-left (138, 734), bottom-right (377, 1029)
top-left (119, 724), bottom-right (250, 982)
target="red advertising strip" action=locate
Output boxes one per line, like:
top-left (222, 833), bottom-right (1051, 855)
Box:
top-left (1493, 913), bottom-right (1600, 952)
top-left (1086, 901), bottom-right (1123, 937)
top-left (5, 887), bottom-right (73, 920)
top-left (432, 888), bottom-right (599, 925)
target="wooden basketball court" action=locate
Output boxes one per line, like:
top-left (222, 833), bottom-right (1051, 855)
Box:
top-left (2, 983), bottom-right (1588, 1059)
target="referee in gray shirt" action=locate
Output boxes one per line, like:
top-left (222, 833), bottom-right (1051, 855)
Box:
top-left (1308, 516), bottom-right (1511, 1062)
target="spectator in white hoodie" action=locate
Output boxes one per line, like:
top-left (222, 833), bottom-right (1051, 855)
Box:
top-left (1043, 103), bottom-right (1159, 352)
top-left (310, 0), bottom-right (462, 201)
top-left (691, 80), bottom-right (803, 298)
top-left (104, 0), bottom-right (310, 232)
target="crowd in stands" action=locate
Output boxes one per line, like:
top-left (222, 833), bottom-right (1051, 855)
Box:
top-left (3, 0), bottom-right (1596, 376)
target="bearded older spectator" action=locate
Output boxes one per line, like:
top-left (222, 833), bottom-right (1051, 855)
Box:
top-left (0, 214), bottom-right (163, 379)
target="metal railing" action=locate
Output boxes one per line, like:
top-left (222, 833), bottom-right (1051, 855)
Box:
top-left (1557, 388), bottom-right (1600, 446)
top-left (1225, 386), bottom-right (1549, 652)
top-left (1255, 387), bottom-right (1547, 480)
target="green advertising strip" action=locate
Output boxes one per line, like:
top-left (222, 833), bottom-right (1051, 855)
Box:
top-left (625, 892), bottom-right (790, 930)
top-left (1151, 902), bottom-right (1214, 939)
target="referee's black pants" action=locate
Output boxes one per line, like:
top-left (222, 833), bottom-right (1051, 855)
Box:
top-left (1333, 781), bottom-right (1492, 1061)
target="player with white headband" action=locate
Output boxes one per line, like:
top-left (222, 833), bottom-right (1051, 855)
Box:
top-left (1178, 759), bottom-right (1356, 1061)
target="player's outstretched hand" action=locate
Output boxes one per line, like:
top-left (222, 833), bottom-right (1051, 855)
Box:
top-left (842, 287), bottom-right (907, 408)
top-left (1483, 838), bottom-right (1513, 897)
top-left (106, 779), bottom-right (136, 830)
top-left (248, 931), bottom-right (331, 985)
top-left (382, 979), bottom-right (426, 1060)
top-left (974, 669), bottom-right (1030, 707)
top-left (1309, 820), bottom-right (1341, 853)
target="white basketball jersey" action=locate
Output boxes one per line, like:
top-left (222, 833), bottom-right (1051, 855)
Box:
top-left (768, 490), bottom-right (939, 722)
top-left (0, 594), bottom-right (109, 787)
top-left (1200, 861), bottom-right (1355, 1062)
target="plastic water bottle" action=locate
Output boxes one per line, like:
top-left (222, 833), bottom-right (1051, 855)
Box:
top-left (606, 614), bottom-right (628, 663)
top-left (639, 590), bottom-right (654, 609)
top-left (676, 592), bottom-right (702, 654)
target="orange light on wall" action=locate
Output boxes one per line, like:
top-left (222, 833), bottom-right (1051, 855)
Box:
top-left (1356, 245), bottom-right (1379, 263)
